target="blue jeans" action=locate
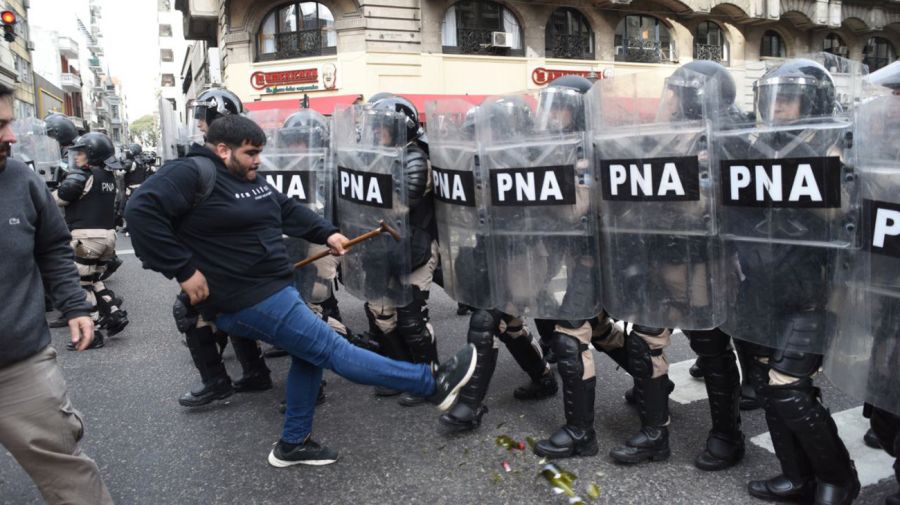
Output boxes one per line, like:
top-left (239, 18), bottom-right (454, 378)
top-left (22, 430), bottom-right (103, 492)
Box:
top-left (216, 285), bottom-right (435, 443)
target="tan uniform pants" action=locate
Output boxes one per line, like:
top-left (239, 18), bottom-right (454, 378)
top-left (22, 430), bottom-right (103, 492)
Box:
top-left (71, 229), bottom-right (118, 317)
top-left (0, 347), bottom-right (113, 504)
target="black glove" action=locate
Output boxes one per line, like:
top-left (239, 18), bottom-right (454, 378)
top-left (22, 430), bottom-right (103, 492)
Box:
top-left (172, 291), bottom-right (199, 333)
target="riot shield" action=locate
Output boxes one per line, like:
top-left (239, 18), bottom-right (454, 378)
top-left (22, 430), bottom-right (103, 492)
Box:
top-left (11, 117), bottom-right (62, 184)
top-left (425, 99), bottom-right (492, 309)
top-left (250, 107), bottom-right (334, 303)
top-left (158, 97), bottom-right (179, 162)
top-left (476, 91), bottom-right (602, 320)
top-left (714, 56), bottom-right (860, 352)
top-left (332, 104), bottom-right (412, 307)
top-left (825, 84), bottom-right (900, 415)
top-left (590, 68), bottom-right (727, 330)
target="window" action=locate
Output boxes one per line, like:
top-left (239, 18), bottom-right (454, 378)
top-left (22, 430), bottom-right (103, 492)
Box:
top-left (111, 104), bottom-right (119, 119)
top-left (15, 100), bottom-right (34, 120)
top-left (161, 74), bottom-right (175, 87)
top-left (13, 54), bottom-right (32, 84)
top-left (863, 37), bottom-right (897, 72)
top-left (159, 24), bottom-right (172, 37)
top-left (823, 33), bottom-right (848, 57)
top-left (160, 49), bottom-right (174, 62)
top-left (760, 30), bottom-right (786, 58)
top-left (614, 15), bottom-right (673, 63)
top-left (545, 8), bottom-right (593, 60)
top-left (694, 21), bottom-right (728, 65)
top-left (256, 2), bottom-right (336, 62)
top-left (158, 0), bottom-right (171, 11)
top-left (441, 1), bottom-right (524, 57)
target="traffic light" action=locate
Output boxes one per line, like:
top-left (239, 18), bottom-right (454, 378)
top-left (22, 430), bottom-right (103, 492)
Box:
top-left (1, 11), bottom-right (15, 43)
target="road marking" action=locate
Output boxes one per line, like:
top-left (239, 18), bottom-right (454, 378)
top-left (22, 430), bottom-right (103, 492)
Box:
top-left (116, 249), bottom-right (134, 255)
top-left (668, 358), bottom-right (710, 405)
top-left (750, 406), bottom-right (894, 487)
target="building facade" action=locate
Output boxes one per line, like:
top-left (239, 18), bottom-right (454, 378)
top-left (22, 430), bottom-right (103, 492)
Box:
top-left (177, 0), bottom-right (900, 111)
top-left (159, 0), bottom-right (190, 127)
top-left (4, 0), bottom-right (35, 119)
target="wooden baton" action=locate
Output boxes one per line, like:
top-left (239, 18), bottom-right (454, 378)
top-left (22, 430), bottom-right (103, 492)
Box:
top-left (293, 220), bottom-right (401, 269)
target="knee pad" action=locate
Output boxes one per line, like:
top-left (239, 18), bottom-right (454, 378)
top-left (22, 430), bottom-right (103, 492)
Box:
top-left (769, 348), bottom-right (822, 380)
top-left (551, 331), bottom-right (587, 364)
top-left (686, 328), bottom-right (732, 358)
top-left (626, 330), bottom-right (659, 379)
top-left (467, 310), bottom-right (498, 348)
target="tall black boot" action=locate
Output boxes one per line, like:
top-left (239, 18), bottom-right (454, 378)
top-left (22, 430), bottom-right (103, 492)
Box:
top-left (396, 292), bottom-right (439, 406)
top-left (694, 351), bottom-right (745, 471)
top-left (95, 288), bottom-right (129, 336)
top-left (767, 381), bottom-right (860, 505)
top-left (501, 327), bottom-right (557, 401)
top-left (440, 310), bottom-right (498, 431)
top-left (534, 319), bottom-right (557, 363)
top-left (534, 332), bottom-right (598, 459)
top-left (231, 336), bottom-right (272, 393)
top-left (610, 374), bottom-right (671, 464)
top-left (180, 325), bottom-right (233, 407)
top-left (320, 292), bottom-right (343, 323)
top-left (736, 341), bottom-right (764, 411)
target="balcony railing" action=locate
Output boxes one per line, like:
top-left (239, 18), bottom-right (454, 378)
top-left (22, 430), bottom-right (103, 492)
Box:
top-left (547, 33), bottom-right (593, 60)
top-left (58, 36), bottom-right (79, 58)
top-left (258, 30), bottom-right (335, 61)
top-left (694, 43), bottom-right (724, 63)
top-left (88, 57), bottom-right (101, 68)
top-left (60, 73), bottom-right (82, 92)
top-left (615, 38), bottom-right (671, 64)
top-left (446, 28), bottom-right (524, 56)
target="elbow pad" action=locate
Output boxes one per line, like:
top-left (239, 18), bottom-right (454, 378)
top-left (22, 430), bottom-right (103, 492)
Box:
top-left (56, 169), bottom-right (89, 203)
top-left (404, 145), bottom-right (429, 209)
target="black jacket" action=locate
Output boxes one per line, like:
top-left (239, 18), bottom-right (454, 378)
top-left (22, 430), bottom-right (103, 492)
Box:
top-left (58, 165), bottom-right (117, 230)
top-left (125, 145), bottom-right (339, 316)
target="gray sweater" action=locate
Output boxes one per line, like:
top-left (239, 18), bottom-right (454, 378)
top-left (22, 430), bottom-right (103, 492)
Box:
top-left (0, 158), bottom-right (90, 368)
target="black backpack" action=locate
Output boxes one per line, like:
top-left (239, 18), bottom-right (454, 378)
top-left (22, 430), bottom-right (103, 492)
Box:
top-left (190, 156), bottom-right (217, 208)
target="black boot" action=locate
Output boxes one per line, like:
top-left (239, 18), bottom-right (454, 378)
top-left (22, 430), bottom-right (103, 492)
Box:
top-left (66, 329), bottom-right (105, 350)
top-left (320, 293), bottom-right (343, 323)
top-left (534, 333), bottom-right (598, 459)
top-left (611, 374), bottom-right (671, 464)
top-left (690, 360), bottom-right (705, 379)
top-left (624, 377), bottom-right (673, 405)
top-left (95, 289), bottom-right (128, 336)
top-left (534, 319), bottom-right (557, 364)
top-left (99, 255), bottom-right (123, 281)
top-left (439, 347), bottom-right (497, 432)
top-left (502, 327), bottom-right (556, 401)
top-left (231, 336), bottom-right (273, 393)
top-left (179, 325), bottom-right (233, 407)
top-left (397, 293), bottom-right (438, 407)
top-left (767, 380), bottom-right (860, 505)
top-left (694, 352), bottom-right (744, 471)
top-left (374, 331), bottom-right (411, 397)
top-left (736, 342), bottom-right (764, 411)
top-left (864, 428), bottom-right (882, 449)
top-left (748, 384), bottom-right (817, 503)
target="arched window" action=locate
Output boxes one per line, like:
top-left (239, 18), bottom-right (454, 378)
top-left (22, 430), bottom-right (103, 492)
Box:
top-left (760, 30), bottom-right (786, 58)
top-left (441, 1), bottom-right (524, 56)
top-left (545, 8), bottom-right (594, 60)
top-left (694, 21), bottom-right (729, 65)
top-left (863, 37), bottom-right (897, 72)
top-left (614, 15), bottom-right (673, 63)
top-left (823, 33), bottom-right (848, 57)
top-left (256, 2), bottom-right (336, 62)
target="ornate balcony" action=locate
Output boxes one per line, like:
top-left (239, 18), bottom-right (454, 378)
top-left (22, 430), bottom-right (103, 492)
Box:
top-left (547, 33), bottom-right (593, 60)
top-left (258, 30), bottom-right (335, 62)
top-left (615, 38), bottom-right (670, 64)
top-left (694, 43), bottom-right (724, 63)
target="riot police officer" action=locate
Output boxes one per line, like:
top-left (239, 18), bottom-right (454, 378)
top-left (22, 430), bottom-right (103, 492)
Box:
top-left (714, 57), bottom-right (859, 504)
top-left (174, 87), bottom-right (273, 407)
top-left (55, 132), bottom-right (128, 349)
top-left (429, 101), bottom-right (557, 432)
top-left (355, 96), bottom-right (440, 406)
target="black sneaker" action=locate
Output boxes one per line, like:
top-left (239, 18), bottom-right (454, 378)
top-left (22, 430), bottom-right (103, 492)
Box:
top-left (268, 437), bottom-right (338, 468)
top-left (233, 372), bottom-right (273, 393)
top-left (66, 330), bottom-right (105, 351)
top-left (427, 345), bottom-right (477, 411)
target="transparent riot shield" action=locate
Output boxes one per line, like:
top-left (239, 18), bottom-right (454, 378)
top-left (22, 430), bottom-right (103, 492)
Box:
top-left (158, 97), bottom-right (179, 162)
top-left (332, 104), bottom-right (412, 308)
top-left (425, 99), bottom-right (492, 309)
top-left (250, 107), bottom-right (334, 303)
top-left (825, 85), bottom-right (900, 415)
top-left (714, 56), bottom-right (861, 352)
top-left (476, 92), bottom-right (602, 320)
top-left (11, 117), bottom-right (62, 184)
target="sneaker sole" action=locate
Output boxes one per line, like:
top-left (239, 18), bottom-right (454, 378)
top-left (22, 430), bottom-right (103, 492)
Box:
top-left (435, 349), bottom-right (478, 412)
top-left (267, 449), bottom-right (338, 468)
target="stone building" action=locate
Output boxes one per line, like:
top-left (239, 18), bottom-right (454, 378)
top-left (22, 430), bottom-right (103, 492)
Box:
top-left (176, 0), bottom-right (899, 116)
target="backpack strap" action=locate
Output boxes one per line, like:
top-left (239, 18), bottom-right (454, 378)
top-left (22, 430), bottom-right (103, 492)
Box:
top-left (190, 156), bottom-right (217, 208)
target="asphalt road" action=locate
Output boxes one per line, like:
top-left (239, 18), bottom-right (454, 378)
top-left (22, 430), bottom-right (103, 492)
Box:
top-left (1, 235), bottom-right (895, 504)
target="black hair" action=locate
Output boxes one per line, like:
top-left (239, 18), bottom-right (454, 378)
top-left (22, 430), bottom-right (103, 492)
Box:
top-left (0, 83), bottom-right (12, 101)
top-left (206, 114), bottom-right (266, 148)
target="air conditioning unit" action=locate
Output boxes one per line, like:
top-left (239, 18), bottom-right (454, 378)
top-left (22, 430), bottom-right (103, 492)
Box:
top-left (615, 45), bottom-right (624, 56)
top-left (491, 31), bottom-right (512, 48)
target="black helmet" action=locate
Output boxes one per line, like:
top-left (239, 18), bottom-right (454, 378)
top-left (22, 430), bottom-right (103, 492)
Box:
top-left (754, 58), bottom-right (836, 124)
top-left (666, 60), bottom-right (737, 120)
top-left (71, 132), bottom-right (121, 169)
top-left (370, 96), bottom-right (423, 142)
top-left (193, 88), bottom-right (243, 125)
top-left (129, 143), bottom-right (142, 157)
top-left (279, 109), bottom-right (328, 148)
top-left (44, 113), bottom-right (78, 147)
top-left (538, 76), bottom-right (592, 132)
top-left (480, 95), bottom-right (533, 141)
top-left (367, 91), bottom-right (395, 104)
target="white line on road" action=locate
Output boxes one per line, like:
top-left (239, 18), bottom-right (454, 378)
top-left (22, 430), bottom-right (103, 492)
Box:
top-left (750, 406), bottom-right (894, 487)
top-left (668, 358), bottom-right (710, 405)
top-left (116, 249), bottom-right (134, 255)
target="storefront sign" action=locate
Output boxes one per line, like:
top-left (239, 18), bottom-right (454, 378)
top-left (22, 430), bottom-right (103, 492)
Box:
top-left (251, 63), bottom-right (338, 94)
top-left (531, 67), bottom-right (612, 86)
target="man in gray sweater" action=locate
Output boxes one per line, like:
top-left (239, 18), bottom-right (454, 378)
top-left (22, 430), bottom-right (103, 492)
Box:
top-left (0, 84), bottom-right (113, 503)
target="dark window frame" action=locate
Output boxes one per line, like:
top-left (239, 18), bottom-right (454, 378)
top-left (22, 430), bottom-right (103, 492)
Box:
top-left (863, 36), bottom-right (897, 72)
top-left (760, 30), bottom-right (786, 58)
top-left (255, 2), bottom-right (337, 62)
top-left (545, 7), bottom-right (594, 60)
top-left (441, 1), bottom-right (525, 57)
top-left (694, 20), bottom-right (728, 65)
top-left (614, 15), bottom-right (673, 63)
top-left (823, 32), bottom-right (848, 57)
